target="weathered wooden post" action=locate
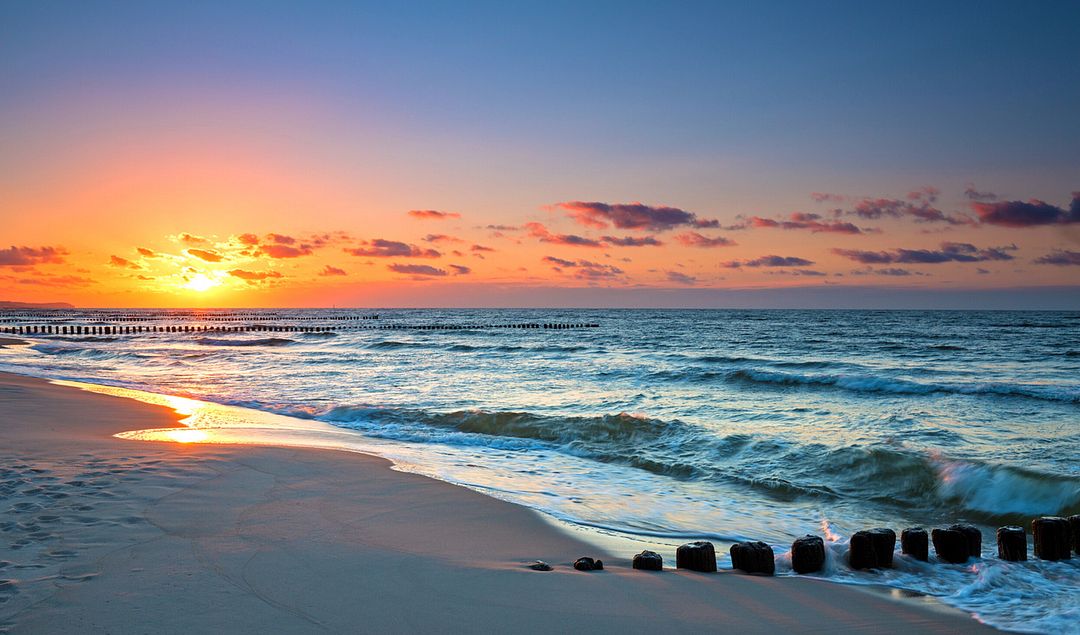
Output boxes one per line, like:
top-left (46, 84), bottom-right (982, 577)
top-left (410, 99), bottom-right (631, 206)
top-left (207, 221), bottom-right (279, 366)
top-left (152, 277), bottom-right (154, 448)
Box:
top-left (931, 527), bottom-right (969, 564)
top-left (949, 524), bottom-right (982, 559)
top-left (1069, 515), bottom-right (1080, 555)
top-left (850, 528), bottom-right (895, 569)
top-left (791, 535), bottom-right (825, 574)
top-left (1032, 517), bottom-right (1071, 561)
top-left (632, 550), bottom-right (663, 571)
top-left (901, 528), bottom-right (929, 561)
top-left (997, 526), bottom-right (1026, 561)
top-left (731, 541), bottom-right (775, 575)
top-left (676, 541), bottom-right (716, 572)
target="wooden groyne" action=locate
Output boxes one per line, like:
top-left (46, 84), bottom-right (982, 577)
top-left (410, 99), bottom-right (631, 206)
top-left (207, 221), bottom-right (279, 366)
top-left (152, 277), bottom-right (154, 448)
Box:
top-left (1, 322), bottom-right (601, 335)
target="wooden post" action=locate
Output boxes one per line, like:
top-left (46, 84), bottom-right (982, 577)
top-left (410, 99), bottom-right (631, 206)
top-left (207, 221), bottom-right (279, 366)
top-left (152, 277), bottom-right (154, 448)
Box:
top-left (997, 526), bottom-right (1026, 561)
top-left (901, 528), bottom-right (929, 562)
top-left (1032, 517), bottom-right (1071, 561)
top-left (676, 541), bottom-right (716, 572)
top-left (791, 535), bottom-right (825, 573)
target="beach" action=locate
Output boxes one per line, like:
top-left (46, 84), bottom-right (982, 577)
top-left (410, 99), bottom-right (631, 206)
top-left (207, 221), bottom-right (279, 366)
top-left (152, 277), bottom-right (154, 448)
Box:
top-left (0, 371), bottom-right (993, 633)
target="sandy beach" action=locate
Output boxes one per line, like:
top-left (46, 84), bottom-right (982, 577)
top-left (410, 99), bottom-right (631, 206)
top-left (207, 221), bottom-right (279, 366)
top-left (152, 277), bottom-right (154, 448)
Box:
top-left (0, 371), bottom-right (996, 633)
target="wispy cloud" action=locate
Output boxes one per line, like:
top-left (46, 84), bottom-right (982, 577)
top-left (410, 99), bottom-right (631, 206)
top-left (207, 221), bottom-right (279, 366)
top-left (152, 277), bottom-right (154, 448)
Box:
top-left (408, 210), bottom-right (461, 220)
top-left (1033, 250), bottom-right (1080, 266)
top-left (228, 269), bottom-right (283, 283)
top-left (525, 222), bottom-right (602, 247)
top-left (387, 263), bottom-right (447, 277)
top-left (0, 246), bottom-right (68, 266)
top-left (674, 232), bottom-right (736, 247)
top-left (972, 192), bottom-right (1080, 227)
top-left (186, 248), bottom-right (224, 262)
top-left (721, 255), bottom-right (815, 268)
top-left (833, 242), bottom-right (1016, 264)
top-left (556, 201), bottom-right (717, 231)
top-left (347, 239), bottom-right (441, 258)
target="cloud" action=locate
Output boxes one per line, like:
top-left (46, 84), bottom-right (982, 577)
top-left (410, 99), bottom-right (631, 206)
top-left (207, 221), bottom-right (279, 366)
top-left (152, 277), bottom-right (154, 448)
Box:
top-left (228, 269), bottom-right (283, 283)
top-left (722, 255), bottom-right (815, 268)
top-left (448, 264), bottom-right (471, 275)
top-left (765, 269), bottom-right (828, 277)
top-left (470, 244), bottom-right (495, 252)
top-left (319, 265), bottom-right (347, 276)
top-left (963, 185), bottom-right (997, 202)
top-left (177, 233), bottom-right (208, 245)
top-left (541, 256), bottom-right (623, 280)
top-left (186, 248), bottom-right (224, 262)
top-left (266, 233), bottom-right (297, 245)
top-left (346, 239), bottom-right (441, 258)
top-left (109, 255), bottom-right (141, 269)
top-left (236, 233), bottom-right (261, 246)
top-left (971, 193), bottom-right (1080, 227)
top-left (525, 222), bottom-right (602, 247)
top-left (387, 263), bottom-right (447, 277)
top-left (849, 195), bottom-right (968, 225)
top-left (0, 246), bottom-right (68, 266)
top-left (747, 213), bottom-right (864, 234)
top-left (541, 256), bottom-right (576, 268)
top-left (556, 201), bottom-right (717, 231)
top-left (601, 235), bottom-right (664, 247)
top-left (408, 210), bottom-right (461, 220)
top-left (675, 232), bottom-right (737, 247)
top-left (833, 242), bottom-right (1017, 264)
top-left (255, 244), bottom-right (314, 258)
top-left (1033, 250), bottom-right (1080, 266)
top-left (857, 267), bottom-right (919, 276)
top-left (666, 271), bottom-right (697, 285)
top-left (423, 234), bottom-right (464, 244)
top-left (136, 247), bottom-right (158, 257)
top-left (9, 273), bottom-right (94, 287)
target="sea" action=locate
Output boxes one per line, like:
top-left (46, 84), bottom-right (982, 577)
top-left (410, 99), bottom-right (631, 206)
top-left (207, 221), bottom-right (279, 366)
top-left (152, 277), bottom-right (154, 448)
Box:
top-left (1, 308), bottom-right (1078, 633)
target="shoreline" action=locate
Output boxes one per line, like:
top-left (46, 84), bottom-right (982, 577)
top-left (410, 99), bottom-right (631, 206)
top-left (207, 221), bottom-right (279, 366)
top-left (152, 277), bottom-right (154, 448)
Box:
top-left (0, 371), bottom-right (993, 633)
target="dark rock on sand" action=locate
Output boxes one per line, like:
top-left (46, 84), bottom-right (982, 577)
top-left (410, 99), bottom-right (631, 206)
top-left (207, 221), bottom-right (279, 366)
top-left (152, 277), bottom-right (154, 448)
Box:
top-left (932, 528), bottom-right (969, 564)
top-left (996, 526), bottom-right (1026, 562)
top-left (632, 550), bottom-right (663, 571)
top-left (901, 528), bottom-right (928, 562)
top-left (676, 541), bottom-right (716, 572)
top-left (730, 541), bottom-right (775, 575)
top-left (790, 535), bottom-right (825, 574)
top-left (1032, 517), bottom-right (1071, 561)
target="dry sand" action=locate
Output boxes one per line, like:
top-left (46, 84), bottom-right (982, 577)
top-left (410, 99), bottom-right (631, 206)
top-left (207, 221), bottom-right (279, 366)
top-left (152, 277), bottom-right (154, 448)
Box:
top-left (0, 372), bottom-right (992, 633)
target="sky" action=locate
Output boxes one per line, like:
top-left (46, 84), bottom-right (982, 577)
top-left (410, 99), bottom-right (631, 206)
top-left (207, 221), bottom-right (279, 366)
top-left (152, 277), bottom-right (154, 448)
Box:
top-left (1, 0), bottom-right (1078, 308)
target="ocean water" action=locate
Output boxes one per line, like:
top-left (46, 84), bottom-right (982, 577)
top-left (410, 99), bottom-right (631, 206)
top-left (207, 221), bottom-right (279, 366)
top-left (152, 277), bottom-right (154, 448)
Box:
top-left (2, 308), bottom-right (1078, 632)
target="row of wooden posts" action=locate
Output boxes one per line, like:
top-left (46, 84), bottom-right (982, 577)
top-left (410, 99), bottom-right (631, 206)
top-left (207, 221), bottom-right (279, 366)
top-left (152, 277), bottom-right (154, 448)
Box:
top-left (0, 314), bottom-right (381, 323)
top-left (2, 322), bottom-right (601, 335)
top-left (595, 516), bottom-right (1079, 575)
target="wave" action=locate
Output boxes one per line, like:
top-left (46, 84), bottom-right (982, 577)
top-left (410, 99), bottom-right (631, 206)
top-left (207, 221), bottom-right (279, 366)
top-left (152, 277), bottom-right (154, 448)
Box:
top-left (725, 368), bottom-right (1080, 403)
top-left (316, 404), bottom-right (1080, 521)
top-left (194, 337), bottom-right (295, 347)
top-left (29, 344), bottom-right (152, 361)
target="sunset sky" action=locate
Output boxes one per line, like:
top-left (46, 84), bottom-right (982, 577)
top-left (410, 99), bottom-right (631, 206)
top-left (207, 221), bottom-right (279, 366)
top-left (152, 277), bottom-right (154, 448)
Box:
top-left (2, 1), bottom-right (1078, 308)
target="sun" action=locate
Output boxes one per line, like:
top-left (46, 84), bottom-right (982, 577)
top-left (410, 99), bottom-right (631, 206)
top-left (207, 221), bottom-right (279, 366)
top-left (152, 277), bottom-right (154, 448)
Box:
top-left (185, 273), bottom-right (221, 292)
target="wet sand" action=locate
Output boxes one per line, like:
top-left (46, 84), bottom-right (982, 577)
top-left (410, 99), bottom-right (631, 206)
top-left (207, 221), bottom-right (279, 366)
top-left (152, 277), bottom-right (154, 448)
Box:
top-left (0, 372), bottom-right (992, 633)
